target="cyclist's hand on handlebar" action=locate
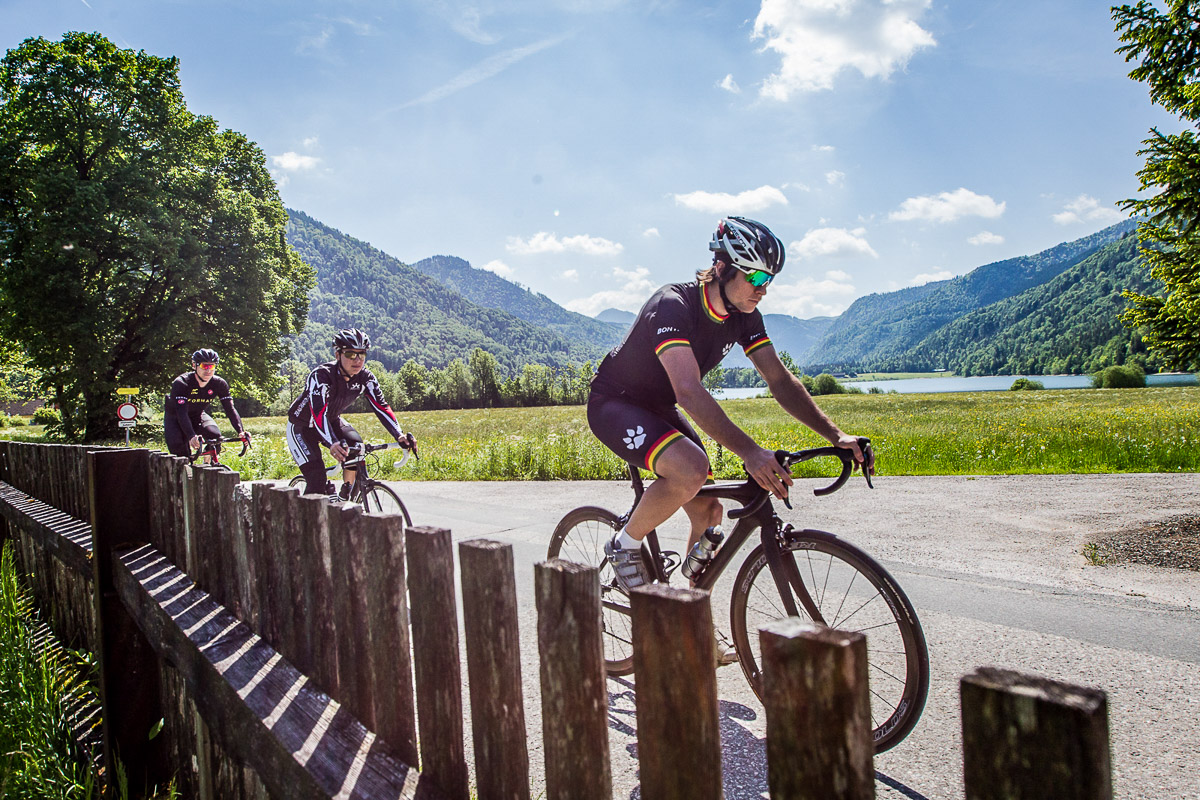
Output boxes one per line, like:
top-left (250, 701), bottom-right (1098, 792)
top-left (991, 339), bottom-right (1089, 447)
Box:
top-left (401, 432), bottom-right (418, 457)
top-left (240, 430), bottom-right (252, 443)
top-left (189, 435), bottom-right (202, 452)
top-left (331, 440), bottom-right (349, 462)
top-left (835, 433), bottom-right (875, 476)
top-left (745, 446), bottom-right (793, 501)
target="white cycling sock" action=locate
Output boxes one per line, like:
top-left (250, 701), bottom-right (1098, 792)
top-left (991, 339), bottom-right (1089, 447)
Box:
top-left (616, 528), bottom-right (641, 550)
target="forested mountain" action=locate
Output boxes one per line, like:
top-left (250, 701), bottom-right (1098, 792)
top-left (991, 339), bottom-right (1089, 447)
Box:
top-left (805, 219), bottom-right (1139, 371)
top-left (883, 236), bottom-right (1160, 375)
top-left (284, 210), bottom-right (611, 371)
top-left (597, 308), bottom-right (635, 326)
top-left (412, 255), bottom-right (624, 346)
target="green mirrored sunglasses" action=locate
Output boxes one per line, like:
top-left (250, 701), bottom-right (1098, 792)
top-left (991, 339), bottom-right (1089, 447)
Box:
top-left (740, 268), bottom-right (774, 287)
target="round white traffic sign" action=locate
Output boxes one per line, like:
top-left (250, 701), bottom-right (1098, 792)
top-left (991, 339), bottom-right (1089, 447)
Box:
top-left (116, 402), bottom-right (138, 421)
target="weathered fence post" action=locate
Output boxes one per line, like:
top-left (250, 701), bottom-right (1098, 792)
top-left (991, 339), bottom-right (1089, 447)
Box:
top-left (961, 667), bottom-right (1112, 800)
top-left (406, 526), bottom-right (469, 800)
top-left (88, 447), bottom-right (171, 791)
top-left (459, 538), bottom-right (530, 800)
top-left (759, 619), bottom-right (875, 800)
top-left (630, 584), bottom-right (721, 800)
top-left (534, 559), bottom-right (610, 800)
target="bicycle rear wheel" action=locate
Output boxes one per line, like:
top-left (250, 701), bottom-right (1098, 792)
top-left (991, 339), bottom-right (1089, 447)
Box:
top-left (547, 506), bottom-right (634, 676)
top-left (729, 528), bottom-right (928, 753)
top-left (287, 474), bottom-right (327, 494)
top-left (361, 482), bottom-right (412, 526)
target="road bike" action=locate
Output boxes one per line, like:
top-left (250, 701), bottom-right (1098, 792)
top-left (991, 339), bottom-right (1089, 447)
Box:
top-left (288, 437), bottom-right (415, 525)
top-left (189, 434), bottom-right (250, 470)
top-left (547, 440), bottom-right (929, 753)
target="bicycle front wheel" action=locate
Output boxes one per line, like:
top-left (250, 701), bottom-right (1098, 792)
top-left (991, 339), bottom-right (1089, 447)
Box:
top-left (361, 482), bottom-right (412, 526)
top-left (547, 506), bottom-right (634, 677)
top-left (729, 528), bottom-right (929, 753)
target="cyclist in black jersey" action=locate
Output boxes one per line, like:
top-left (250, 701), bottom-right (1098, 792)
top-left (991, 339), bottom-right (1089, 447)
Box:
top-left (590, 217), bottom-right (874, 600)
top-left (164, 348), bottom-right (250, 460)
top-left (286, 328), bottom-right (413, 499)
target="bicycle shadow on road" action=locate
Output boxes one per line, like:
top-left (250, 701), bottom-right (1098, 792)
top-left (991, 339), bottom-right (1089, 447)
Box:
top-left (605, 678), bottom-right (929, 800)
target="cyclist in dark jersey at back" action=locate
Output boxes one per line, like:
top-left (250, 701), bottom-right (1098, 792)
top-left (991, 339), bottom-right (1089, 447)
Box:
top-left (286, 328), bottom-right (414, 500)
top-left (164, 348), bottom-right (250, 460)
top-left (590, 217), bottom-right (874, 610)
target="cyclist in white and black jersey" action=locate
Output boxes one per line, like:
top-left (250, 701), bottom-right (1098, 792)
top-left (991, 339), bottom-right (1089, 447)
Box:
top-left (286, 328), bottom-right (413, 499)
top-left (164, 349), bottom-right (250, 458)
top-left (589, 217), bottom-right (874, 607)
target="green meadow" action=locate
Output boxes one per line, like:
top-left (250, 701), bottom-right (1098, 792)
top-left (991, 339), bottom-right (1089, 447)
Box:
top-left (197, 386), bottom-right (1200, 481)
top-left (7, 387), bottom-right (1197, 481)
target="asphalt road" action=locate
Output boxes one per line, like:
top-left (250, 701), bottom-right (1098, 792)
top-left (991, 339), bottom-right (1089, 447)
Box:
top-left (384, 473), bottom-right (1200, 800)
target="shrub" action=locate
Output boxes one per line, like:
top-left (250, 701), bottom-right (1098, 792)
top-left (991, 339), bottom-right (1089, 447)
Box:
top-left (31, 407), bottom-right (60, 426)
top-left (9, 417), bottom-right (27, 427)
top-left (0, 412), bottom-right (8, 428)
top-left (1091, 364), bottom-right (1146, 389)
top-left (1009, 378), bottom-right (1044, 391)
top-left (811, 373), bottom-right (846, 396)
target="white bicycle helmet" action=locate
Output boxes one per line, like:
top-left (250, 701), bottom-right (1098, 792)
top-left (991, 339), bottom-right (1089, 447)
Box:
top-left (709, 216), bottom-right (786, 276)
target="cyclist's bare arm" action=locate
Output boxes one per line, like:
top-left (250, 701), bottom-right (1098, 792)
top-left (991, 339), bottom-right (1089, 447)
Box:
top-left (658, 346), bottom-right (792, 499)
top-left (750, 345), bottom-right (874, 473)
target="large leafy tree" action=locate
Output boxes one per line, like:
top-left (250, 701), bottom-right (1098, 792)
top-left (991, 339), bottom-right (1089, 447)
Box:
top-left (1114, 2), bottom-right (1200, 370)
top-left (0, 32), bottom-right (313, 440)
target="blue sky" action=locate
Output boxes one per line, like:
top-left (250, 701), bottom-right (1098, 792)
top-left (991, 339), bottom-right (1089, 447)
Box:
top-left (3, 0), bottom-right (1177, 320)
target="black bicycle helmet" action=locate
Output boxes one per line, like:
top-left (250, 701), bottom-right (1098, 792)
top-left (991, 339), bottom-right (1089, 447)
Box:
top-left (191, 348), bottom-right (219, 365)
top-left (333, 328), bottom-right (370, 351)
top-left (709, 216), bottom-right (786, 277)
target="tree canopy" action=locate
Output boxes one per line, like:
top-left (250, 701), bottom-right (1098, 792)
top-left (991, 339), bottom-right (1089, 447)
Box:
top-left (0, 32), bottom-right (313, 440)
top-left (1114, 1), bottom-right (1200, 370)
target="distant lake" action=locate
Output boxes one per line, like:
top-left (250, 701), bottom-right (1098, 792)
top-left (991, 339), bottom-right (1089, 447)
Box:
top-left (713, 373), bottom-right (1198, 399)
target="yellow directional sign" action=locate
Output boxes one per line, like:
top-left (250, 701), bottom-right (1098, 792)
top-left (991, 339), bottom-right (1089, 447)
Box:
top-left (117, 388), bottom-right (139, 395)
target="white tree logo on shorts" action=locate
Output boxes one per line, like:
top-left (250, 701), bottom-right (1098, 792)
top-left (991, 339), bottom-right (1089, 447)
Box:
top-left (624, 426), bottom-right (646, 450)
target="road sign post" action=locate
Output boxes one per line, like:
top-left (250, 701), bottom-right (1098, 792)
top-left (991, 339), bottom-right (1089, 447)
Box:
top-left (116, 393), bottom-right (139, 446)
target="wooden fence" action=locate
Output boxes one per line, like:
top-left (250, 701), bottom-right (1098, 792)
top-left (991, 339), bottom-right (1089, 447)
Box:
top-left (0, 440), bottom-right (1114, 800)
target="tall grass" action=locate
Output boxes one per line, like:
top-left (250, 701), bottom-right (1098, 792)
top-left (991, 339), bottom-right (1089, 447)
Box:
top-left (12, 387), bottom-right (1199, 480)
top-left (0, 541), bottom-right (99, 799)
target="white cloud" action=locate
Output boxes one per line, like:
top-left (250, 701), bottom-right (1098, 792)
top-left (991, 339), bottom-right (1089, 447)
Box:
top-left (753, 0), bottom-right (936, 99)
top-left (825, 170), bottom-right (845, 186)
top-left (812, 144), bottom-right (835, 152)
top-left (719, 74), bottom-right (741, 93)
top-left (506, 231), bottom-right (624, 256)
top-left (397, 34), bottom-right (570, 109)
top-left (271, 152), bottom-right (321, 171)
top-left (565, 266), bottom-right (657, 316)
top-left (791, 227), bottom-right (878, 260)
top-left (303, 136), bottom-right (319, 149)
top-left (764, 270), bottom-right (858, 317)
top-left (1052, 194), bottom-right (1125, 226)
top-left (968, 231), bottom-right (1004, 245)
top-left (672, 185), bottom-right (789, 214)
top-left (643, 227), bottom-right (661, 238)
top-left (480, 259), bottom-right (513, 277)
top-left (889, 188), bottom-right (1005, 223)
top-left (562, 269), bottom-right (579, 280)
top-left (910, 270), bottom-right (954, 285)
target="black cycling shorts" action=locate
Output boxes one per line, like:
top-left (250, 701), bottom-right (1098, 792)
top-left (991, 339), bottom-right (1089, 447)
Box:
top-left (164, 413), bottom-right (220, 458)
top-left (587, 392), bottom-right (707, 476)
top-left (286, 419), bottom-right (363, 491)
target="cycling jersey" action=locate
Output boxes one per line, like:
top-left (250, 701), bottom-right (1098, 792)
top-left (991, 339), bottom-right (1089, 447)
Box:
top-left (286, 361), bottom-right (404, 445)
top-left (164, 373), bottom-right (244, 439)
top-left (591, 281), bottom-right (771, 410)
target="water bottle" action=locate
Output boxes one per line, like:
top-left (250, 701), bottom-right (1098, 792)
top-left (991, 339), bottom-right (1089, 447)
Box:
top-left (681, 526), bottom-right (724, 580)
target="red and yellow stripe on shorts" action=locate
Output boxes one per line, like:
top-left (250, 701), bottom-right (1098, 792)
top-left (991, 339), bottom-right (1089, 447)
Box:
top-left (645, 430), bottom-right (683, 474)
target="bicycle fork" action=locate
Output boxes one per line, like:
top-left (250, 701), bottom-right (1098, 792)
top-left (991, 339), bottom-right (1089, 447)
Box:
top-left (761, 522), bottom-right (826, 624)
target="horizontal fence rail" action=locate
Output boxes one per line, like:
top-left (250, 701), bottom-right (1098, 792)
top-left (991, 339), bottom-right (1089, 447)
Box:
top-left (0, 440), bottom-right (1117, 800)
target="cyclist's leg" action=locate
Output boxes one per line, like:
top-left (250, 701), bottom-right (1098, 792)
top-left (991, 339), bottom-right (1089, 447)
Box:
top-left (163, 417), bottom-right (191, 458)
top-left (588, 394), bottom-right (711, 540)
top-left (197, 414), bottom-right (221, 463)
top-left (334, 420), bottom-right (363, 494)
top-left (287, 422), bottom-right (334, 494)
